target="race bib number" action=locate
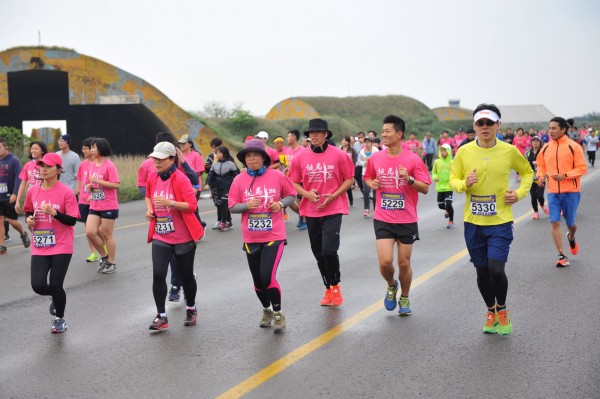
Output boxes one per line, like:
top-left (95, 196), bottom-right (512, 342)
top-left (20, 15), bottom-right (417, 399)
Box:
top-left (380, 192), bottom-right (405, 210)
top-left (155, 216), bottom-right (175, 234)
top-left (33, 228), bottom-right (56, 248)
top-left (91, 187), bottom-right (105, 201)
top-left (470, 195), bottom-right (497, 216)
top-left (248, 213), bottom-right (273, 231)
top-left (0, 183), bottom-right (7, 194)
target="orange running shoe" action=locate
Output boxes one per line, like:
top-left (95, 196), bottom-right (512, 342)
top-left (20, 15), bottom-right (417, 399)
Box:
top-left (566, 232), bottom-right (578, 256)
top-left (320, 289), bottom-right (332, 306)
top-left (556, 253), bottom-right (570, 267)
top-left (497, 309), bottom-right (512, 335)
top-left (330, 285), bottom-right (343, 306)
top-left (482, 311), bottom-right (498, 334)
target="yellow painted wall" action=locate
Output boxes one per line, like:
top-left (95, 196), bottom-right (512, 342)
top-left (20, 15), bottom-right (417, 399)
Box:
top-left (265, 98), bottom-right (320, 120)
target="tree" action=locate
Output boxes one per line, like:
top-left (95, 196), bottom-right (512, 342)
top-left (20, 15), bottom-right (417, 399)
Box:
top-left (0, 126), bottom-right (28, 156)
top-left (200, 101), bottom-right (234, 119)
top-left (228, 110), bottom-right (257, 135)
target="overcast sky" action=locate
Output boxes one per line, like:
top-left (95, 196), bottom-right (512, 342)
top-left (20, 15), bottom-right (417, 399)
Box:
top-left (3, 0), bottom-right (599, 119)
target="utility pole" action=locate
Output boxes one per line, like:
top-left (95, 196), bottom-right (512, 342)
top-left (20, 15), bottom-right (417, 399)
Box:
top-left (38, 31), bottom-right (41, 46)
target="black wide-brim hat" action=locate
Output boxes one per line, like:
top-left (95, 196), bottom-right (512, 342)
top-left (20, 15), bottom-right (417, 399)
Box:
top-left (304, 118), bottom-right (332, 139)
top-left (236, 139), bottom-right (272, 167)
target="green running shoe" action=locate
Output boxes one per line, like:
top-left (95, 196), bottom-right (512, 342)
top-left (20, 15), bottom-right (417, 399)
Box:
top-left (86, 253), bottom-right (100, 262)
top-left (398, 296), bottom-right (412, 316)
top-left (482, 311), bottom-right (498, 334)
top-left (497, 309), bottom-right (512, 335)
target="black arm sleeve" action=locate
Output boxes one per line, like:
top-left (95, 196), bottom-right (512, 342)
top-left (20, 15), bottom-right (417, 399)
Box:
top-left (181, 161), bottom-right (200, 186)
top-left (54, 211), bottom-right (77, 226)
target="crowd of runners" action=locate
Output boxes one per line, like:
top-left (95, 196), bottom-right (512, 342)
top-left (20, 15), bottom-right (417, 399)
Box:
top-left (0, 106), bottom-right (594, 335)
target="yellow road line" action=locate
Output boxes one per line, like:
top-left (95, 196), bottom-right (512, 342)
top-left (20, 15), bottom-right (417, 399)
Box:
top-left (216, 170), bottom-right (600, 399)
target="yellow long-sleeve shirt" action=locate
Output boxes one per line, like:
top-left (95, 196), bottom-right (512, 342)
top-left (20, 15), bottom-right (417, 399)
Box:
top-left (450, 139), bottom-right (533, 226)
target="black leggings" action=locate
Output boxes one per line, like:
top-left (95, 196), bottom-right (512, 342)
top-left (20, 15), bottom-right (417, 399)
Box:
top-left (211, 187), bottom-right (222, 222)
top-left (217, 189), bottom-right (232, 224)
top-left (437, 191), bottom-right (454, 222)
top-left (31, 254), bottom-right (72, 318)
top-left (587, 151), bottom-right (596, 166)
top-left (354, 165), bottom-right (364, 191)
top-left (245, 241), bottom-right (284, 311)
top-left (306, 214), bottom-right (342, 288)
top-left (152, 242), bottom-right (197, 313)
top-left (530, 182), bottom-right (545, 212)
top-left (475, 259), bottom-right (508, 308)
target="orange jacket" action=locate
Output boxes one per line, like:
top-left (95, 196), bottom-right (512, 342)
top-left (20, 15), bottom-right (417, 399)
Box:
top-left (536, 135), bottom-right (587, 193)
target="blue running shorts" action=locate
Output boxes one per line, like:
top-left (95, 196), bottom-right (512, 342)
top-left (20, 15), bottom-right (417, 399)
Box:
top-left (547, 192), bottom-right (580, 226)
top-left (464, 222), bottom-right (514, 267)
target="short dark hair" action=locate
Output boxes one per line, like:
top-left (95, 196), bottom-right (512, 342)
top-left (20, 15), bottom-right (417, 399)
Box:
top-left (91, 138), bottom-right (112, 156)
top-left (382, 115), bottom-right (406, 135)
top-left (0, 137), bottom-right (8, 148)
top-left (287, 130), bottom-right (300, 140)
top-left (210, 137), bottom-right (223, 148)
top-left (467, 128), bottom-right (475, 134)
top-left (217, 146), bottom-right (235, 162)
top-left (368, 130), bottom-right (378, 137)
top-left (81, 137), bottom-right (94, 148)
top-left (155, 132), bottom-right (176, 145)
top-left (550, 117), bottom-right (570, 131)
top-left (473, 103), bottom-right (502, 119)
top-left (357, 131), bottom-right (365, 137)
top-left (28, 141), bottom-right (48, 160)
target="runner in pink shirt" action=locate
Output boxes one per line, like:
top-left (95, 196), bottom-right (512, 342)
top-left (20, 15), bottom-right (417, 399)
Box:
top-left (76, 138), bottom-right (107, 263)
top-left (284, 130), bottom-right (306, 229)
top-left (363, 115), bottom-right (431, 316)
top-left (229, 139), bottom-right (297, 332)
top-left (15, 141), bottom-right (47, 214)
top-left (288, 118), bottom-right (355, 307)
top-left (177, 134), bottom-right (204, 187)
top-left (145, 142), bottom-right (203, 331)
top-left (23, 152), bottom-right (79, 334)
top-left (86, 138), bottom-right (120, 274)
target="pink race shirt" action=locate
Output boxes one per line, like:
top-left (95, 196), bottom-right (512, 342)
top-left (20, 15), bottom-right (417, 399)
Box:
top-left (19, 160), bottom-right (41, 189)
top-left (137, 157), bottom-right (154, 188)
top-left (513, 136), bottom-right (528, 155)
top-left (265, 146), bottom-right (280, 165)
top-left (288, 145), bottom-right (354, 217)
top-left (23, 182), bottom-right (80, 255)
top-left (183, 151), bottom-right (204, 175)
top-left (363, 149), bottom-right (431, 224)
top-left (77, 159), bottom-right (91, 204)
top-left (88, 159), bottom-right (120, 211)
top-left (150, 178), bottom-right (193, 244)
top-left (405, 139), bottom-right (420, 154)
top-left (439, 138), bottom-right (455, 148)
top-left (228, 169), bottom-right (296, 243)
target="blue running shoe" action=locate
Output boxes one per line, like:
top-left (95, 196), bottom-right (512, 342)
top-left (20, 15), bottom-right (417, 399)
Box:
top-left (384, 280), bottom-right (398, 311)
top-left (398, 296), bottom-right (412, 316)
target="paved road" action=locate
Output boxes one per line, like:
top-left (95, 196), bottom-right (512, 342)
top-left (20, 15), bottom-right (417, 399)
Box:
top-left (1, 170), bottom-right (599, 399)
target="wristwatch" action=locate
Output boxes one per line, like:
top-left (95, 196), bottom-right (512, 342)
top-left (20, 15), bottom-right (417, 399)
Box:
top-left (171, 200), bottom-right (176, 207)
top-left (407, 176), bottom-right (415, 185)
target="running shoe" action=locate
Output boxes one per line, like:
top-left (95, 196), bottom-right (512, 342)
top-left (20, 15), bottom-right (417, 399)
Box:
top-left (86, 253), bottom-right (100, 262)
top-left (212, 221), bottom-right (221, 230)
top-left (532, 212), bottom-right (539, 220)
top-left (542, 205), bottom-right (549, 215)
top-left (497, 309), bottom-right (512, 335)
top-left (0, 245), bottom-right (6, 255)
top-left (225, 222), bottom-right (233, 230)
top-left (363, 209), bottom-right (370, 217)
top-left (273, 311), bottom-right (286, 333)
top-left (149, 314), bottom-right (169, 331)
top-left (184, 308), bottom-right (197, 326)
top-left (4, 234), bottom-right (10, 242)
top-left (49, 301), bottom-right (56, 316)
top-left (482, 311), bottom-right (498, 334)
top-left (21, 232), bottom-right (31, 248)
top-left (556, 254), bottom-right (570, 267)
top-left (97, 257), bottom-right (108, 272)
top-left (330, 285), bottom-right (343, 306)
top-left (260, 308), bottom-right (274, 328)
top-left (218, 222), bottom-right (227, 231)
top-left (447, 221), bottom-right (455, 229)
top-left (101, 262), bottom-right (117, 274)
top-left (296, 219), bottom-right (303, 229)
top-left (398, 296), bottom-right (412, 316)
top-left (384, 280), bottom-right (399, 311)
top-left (283, 210), bottom-right (289, 220)
top-left (51, 318), bottom-right (67, 333)
top-left (320, 289), bottom-right (332, 306)
top-left (298, 222), bottom-right (308, 230)
top-left (168, 286), bottom-right (181, 302)
top-left (566, 232), bottom-right (579, 256)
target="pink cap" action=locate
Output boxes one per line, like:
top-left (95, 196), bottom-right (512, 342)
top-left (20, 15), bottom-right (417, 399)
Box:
top-left (37, 153), bottom-right (63, 167)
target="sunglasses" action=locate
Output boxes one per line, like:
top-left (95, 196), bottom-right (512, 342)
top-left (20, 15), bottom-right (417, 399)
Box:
top-left (475, 120), bottom-right (497, 127)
